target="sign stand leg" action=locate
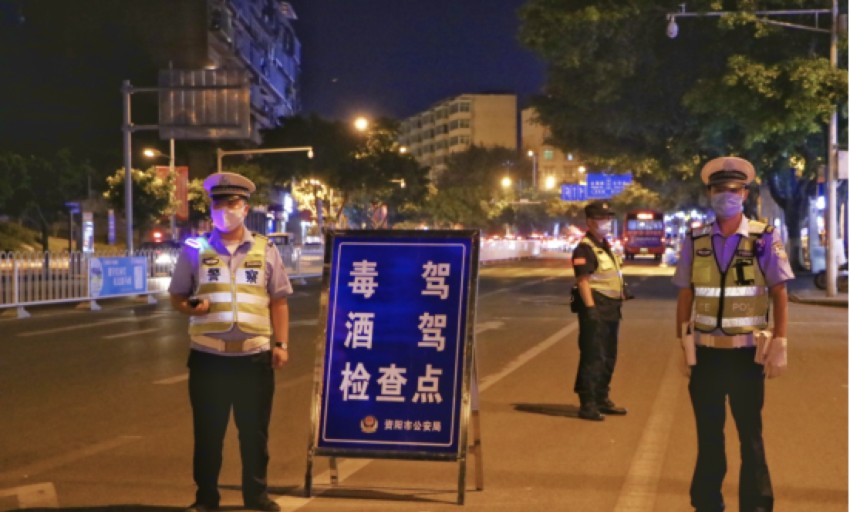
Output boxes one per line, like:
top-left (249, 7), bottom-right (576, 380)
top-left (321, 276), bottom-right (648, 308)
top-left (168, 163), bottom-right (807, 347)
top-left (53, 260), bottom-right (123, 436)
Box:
top-left (304, 449), bottom-right (314, 497)
top-left (471, 409), bottom-right (484, 490)
top-left (329, 456), bottom-right (340, 486)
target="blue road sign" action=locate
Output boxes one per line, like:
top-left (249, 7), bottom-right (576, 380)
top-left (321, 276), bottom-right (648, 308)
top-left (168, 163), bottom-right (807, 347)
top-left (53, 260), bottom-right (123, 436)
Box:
top-left (587, 173), bottom-right (632, 199)
top-left (560, 184), bottom-right (587, 201)
top-left (89, 257), bottom-right (148, 297)
top-left (315, 230), bottom-right (478, 456)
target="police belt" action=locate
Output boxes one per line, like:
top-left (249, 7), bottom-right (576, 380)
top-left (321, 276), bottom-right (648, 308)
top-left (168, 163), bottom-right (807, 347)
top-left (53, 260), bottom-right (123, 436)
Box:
top-left (695, 333), bottom-right (754, 349)
top-left (190, 334), bottom-right (271, 354)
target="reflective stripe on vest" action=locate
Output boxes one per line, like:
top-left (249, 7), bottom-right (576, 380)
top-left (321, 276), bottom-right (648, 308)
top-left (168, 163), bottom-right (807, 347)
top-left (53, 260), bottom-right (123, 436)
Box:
top-left (189, 236), bottom-right (271, 337)
top-left (691, 222), bottom-right (769, 335)
top-left (579, 237), bottom-right (624, 299)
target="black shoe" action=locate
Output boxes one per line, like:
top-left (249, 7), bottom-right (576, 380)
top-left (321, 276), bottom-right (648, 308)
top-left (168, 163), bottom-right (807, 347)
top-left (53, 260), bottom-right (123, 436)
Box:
top-left (185, 503), bottom-right (218, 512)
top-left (597, 399), bottom-right (627, 415)
top-left (578, 404), bottom-right (605, 421)
top-left (245, 497), bottom-right (281, 511)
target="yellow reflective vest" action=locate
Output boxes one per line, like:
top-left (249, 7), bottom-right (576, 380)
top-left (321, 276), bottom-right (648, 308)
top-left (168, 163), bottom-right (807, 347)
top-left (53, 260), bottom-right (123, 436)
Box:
top-left (691, 221), bottom-right (770, 335)
top-left (188, 235), bottom-right (272, 337)
top-left (579, 236), bottom-right (624, 299)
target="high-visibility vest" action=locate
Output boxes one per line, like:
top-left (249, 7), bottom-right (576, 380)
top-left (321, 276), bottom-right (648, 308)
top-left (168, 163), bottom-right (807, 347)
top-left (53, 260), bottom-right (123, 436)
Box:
top-left (188, 235), bottom-right (272, 337)
top-left (579, 236), bottom-right (624, 299)
top-left (691, 221), bottom-right (771, 335)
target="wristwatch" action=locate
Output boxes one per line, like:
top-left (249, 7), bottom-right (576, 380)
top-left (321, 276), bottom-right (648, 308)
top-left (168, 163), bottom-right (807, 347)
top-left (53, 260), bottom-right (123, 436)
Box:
top-left (274, 341), bottom-right (288, 350)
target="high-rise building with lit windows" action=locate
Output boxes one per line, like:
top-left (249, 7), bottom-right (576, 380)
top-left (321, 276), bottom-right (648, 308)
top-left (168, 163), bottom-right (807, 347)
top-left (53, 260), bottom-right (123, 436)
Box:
top-left (398, 94), bottom-right (517, 173)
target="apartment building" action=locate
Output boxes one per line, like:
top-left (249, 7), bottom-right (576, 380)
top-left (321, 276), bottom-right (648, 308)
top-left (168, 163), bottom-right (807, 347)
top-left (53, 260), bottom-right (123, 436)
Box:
top-left (398, 94), bottom-right (517, 172)
top-left (521, 107), bottom-right (585, 191)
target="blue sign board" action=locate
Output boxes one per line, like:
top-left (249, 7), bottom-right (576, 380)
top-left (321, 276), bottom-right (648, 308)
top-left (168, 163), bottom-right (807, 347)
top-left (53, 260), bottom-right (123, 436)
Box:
top-left (586, 173), bottom-right (633, 199)
top-left (314, 231), bottom-right (478, 456)
top-left (560, 184), bottom-right (587, 201)
top-left (89, 257), bottom-right (148, 297)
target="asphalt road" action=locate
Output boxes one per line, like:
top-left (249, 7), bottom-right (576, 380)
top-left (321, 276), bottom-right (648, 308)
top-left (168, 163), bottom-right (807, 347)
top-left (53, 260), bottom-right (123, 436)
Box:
top-left (0, 258), bottom-right (846, 512)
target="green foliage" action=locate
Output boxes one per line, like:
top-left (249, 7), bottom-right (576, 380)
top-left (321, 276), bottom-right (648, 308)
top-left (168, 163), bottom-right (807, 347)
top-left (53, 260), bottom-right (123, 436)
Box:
top-left (0, 221), bottom-right (40, 252)
top-left (103, 166), bottom-right (173, 240)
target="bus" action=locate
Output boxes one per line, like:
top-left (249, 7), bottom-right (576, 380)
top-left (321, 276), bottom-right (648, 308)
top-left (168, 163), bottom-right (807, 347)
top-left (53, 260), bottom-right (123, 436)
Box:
top-left (623, 210), bottom-right (665, 261)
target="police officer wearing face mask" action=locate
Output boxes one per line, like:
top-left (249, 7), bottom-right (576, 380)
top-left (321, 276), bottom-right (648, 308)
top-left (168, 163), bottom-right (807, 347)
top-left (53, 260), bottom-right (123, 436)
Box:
top-left (169, 172), bottom-right (291, 512)
top-left (570, 200), bottom-right (628, 421)
top-left (673, 157), bottom-right (794, 512)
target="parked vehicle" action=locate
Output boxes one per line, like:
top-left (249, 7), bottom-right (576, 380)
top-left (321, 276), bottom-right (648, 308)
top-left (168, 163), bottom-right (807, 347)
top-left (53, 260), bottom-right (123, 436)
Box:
top-left (814, 262), bottom-right (848, 292)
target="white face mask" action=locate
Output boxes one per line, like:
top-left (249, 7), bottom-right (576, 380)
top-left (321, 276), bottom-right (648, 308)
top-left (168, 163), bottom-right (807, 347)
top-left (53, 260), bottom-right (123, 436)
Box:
top-left (710, 191), bottom-right (744, 219)
top-left (594, 219), bottom-right (613, 236)
top-left (211, 206), bottom-right (246, 232)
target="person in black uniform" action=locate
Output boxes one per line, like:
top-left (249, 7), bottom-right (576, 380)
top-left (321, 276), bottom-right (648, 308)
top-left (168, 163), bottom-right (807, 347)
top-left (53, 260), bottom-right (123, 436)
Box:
top-left (571, 200), bottom-right (628, 421)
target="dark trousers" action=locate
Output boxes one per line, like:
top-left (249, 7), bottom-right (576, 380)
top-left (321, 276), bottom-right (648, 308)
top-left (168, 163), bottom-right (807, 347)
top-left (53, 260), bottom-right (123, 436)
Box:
top-left (188, 349), bottom-right (275, 507)
top-left (573, 314), bottom-right (620, 404)
top-left (688, 346), bottom-right (773, 512)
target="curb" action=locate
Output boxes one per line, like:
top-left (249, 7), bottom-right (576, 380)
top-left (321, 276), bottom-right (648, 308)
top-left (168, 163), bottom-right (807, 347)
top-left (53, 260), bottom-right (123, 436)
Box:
top-left (788, 293), bottom-right (848, 307)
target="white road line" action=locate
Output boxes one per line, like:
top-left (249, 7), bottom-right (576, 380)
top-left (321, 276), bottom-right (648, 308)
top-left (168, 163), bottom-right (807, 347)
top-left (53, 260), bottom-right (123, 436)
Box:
top-left (0, 482), bottom-right (58, 508)
top-left (0, 435), bottom-right (141, 483)
top-left (102, 327), bottom-right (162, 339)
top-left (153, 374), bottom-right (188, 385)
top-left (275, 320), bottom-right (579, 511)
top-left (613, 346), bottom-right (683, 512)
top-left (18, 317), bottom-right (131, 337)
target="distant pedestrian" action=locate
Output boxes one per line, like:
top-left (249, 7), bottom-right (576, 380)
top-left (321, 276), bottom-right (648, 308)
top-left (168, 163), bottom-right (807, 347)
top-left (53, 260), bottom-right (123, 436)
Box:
top-left (169, 172), bottom-right (291, 512)
top-left (570, 200), bottom-right (628, 421)
top-left (673, 156), bottom-right (794, 512)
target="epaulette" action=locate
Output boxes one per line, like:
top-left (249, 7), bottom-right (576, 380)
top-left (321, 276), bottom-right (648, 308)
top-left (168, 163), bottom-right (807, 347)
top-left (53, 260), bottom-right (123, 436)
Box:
top-left (252, 233), bottom-right (269, 242)
top-left (748, 220), bottom-right (770, 238)
top-left (690, 225), bottom-right (713, 238)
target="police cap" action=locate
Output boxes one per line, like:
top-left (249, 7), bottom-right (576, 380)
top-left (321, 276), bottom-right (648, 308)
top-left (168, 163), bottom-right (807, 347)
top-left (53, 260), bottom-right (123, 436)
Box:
top-left (203, 172), bottom-right (256, 199)
top-left (700, 157), bottom-right (755, 188)
top-left (585, 200), bottom-right (615, 219)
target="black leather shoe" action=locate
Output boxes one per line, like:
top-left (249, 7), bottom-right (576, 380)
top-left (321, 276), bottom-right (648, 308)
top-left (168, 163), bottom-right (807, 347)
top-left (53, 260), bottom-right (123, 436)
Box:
top-left (597, 399), bottom-right (627, 415)
top-left (185, 503), bottom-right (218, 512)
top-left (578, 405), bottom-right (605, 421)
top-left (245, 497), bottom-right (281, 511)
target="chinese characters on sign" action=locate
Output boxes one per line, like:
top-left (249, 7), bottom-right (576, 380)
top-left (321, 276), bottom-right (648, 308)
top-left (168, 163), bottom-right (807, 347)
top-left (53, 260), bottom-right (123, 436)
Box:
top-left (560, 173), bottom-right (633, 201)
top-left (318, 234), bottom-right (474, 454)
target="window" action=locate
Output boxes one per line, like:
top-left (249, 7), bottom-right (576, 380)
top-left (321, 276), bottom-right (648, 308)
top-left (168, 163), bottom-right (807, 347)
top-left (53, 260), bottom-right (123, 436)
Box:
top-left (543, 149), bottom-right (555, 160)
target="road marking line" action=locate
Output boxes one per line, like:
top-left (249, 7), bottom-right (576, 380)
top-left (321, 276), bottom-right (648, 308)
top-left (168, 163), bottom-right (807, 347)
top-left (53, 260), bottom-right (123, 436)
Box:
top-left (102, 327), bottom-right (162, 339)
top-left (18, 317), bottom-right (131, 336)
top-left (613, 346), bottom-right (683, 512)
top-left (275, 321), bottom-right (578, 511)
top-left (479, 322), bottom-right (577, 392)
top-left (0, 435), bottom-right (141, 483)
top-left (0, 482), bottom-right (58, 508)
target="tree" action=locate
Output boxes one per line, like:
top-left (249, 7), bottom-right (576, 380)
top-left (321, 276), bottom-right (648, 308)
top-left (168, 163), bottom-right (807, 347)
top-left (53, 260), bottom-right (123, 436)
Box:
top-left (103, 166), bottom-right (172, 247)
top-left (0, 149), bottom-right (92, 251)
top-left (519, 0), bottom-right (847, 267)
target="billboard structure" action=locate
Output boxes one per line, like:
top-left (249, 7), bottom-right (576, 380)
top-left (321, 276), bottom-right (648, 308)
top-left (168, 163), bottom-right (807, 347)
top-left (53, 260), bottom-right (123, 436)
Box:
top-left (306, 230), bottom-right (483, 504)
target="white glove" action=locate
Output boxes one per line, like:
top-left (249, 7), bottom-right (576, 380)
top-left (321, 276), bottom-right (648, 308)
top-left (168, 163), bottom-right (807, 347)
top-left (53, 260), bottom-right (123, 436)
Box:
top-left (678, 335), bottom-right (696, 378)
top-left (764, 337), bottom-right (788, 379)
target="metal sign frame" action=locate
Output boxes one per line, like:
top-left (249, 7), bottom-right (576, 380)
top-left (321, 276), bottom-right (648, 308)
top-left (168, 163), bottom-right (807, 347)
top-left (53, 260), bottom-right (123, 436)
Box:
top-left (305, 229), bottom-right (482, 504)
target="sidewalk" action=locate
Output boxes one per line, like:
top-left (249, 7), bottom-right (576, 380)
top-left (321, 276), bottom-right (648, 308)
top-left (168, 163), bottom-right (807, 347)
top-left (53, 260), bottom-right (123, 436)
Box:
top-left (786, 272), bottom-right (848, 307)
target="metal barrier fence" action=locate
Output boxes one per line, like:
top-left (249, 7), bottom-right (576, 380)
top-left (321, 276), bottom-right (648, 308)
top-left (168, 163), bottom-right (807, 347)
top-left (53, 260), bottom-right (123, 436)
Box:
top-left (0, 240), bottom-right (539, 318)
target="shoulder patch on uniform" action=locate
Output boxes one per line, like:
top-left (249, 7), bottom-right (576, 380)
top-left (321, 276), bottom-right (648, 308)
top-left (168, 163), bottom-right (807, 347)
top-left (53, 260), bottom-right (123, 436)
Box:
top-left (573, 257), bottom-right (587, 266)
top-left (772, 241), bottom-right (788, 260)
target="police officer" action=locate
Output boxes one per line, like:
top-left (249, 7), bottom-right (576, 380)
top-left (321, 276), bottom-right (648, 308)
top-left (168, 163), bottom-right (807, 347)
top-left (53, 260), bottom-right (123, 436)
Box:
top-left (673, 156), bottom-right (794, 512)
top-left (571, 200), bottom-right (628, 421)
top-left (169, 172), bottom-right (291, 512)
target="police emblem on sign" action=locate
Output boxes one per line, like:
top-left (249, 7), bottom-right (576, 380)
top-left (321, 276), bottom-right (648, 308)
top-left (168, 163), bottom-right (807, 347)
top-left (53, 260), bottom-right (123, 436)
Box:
top-left (360, 415), bottom-right (378, 434)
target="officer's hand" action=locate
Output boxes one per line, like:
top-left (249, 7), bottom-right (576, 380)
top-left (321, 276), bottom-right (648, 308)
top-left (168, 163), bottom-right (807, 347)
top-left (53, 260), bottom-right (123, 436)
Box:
top-left (586, 306), bottom-right (602, 322)
top-left (677, 342), bottom-right (692, 378)
top-left (764, 337), bottom-right (787, 379)
top-left (272, 347), bottom-right (289, 369)
top-left (188, 298), bottom-right (210, 315)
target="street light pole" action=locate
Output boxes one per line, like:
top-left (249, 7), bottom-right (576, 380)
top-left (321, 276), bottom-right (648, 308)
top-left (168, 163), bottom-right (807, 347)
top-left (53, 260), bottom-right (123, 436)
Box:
top-left (122, 80), bottom-right (134, 254)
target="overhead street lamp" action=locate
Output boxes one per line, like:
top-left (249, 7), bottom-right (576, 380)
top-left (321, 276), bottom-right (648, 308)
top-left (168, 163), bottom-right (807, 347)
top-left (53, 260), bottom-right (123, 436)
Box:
top-left (666, 1), bottom-right (844, 297)
top-left (143, 140), bottom-right (177, 241)
top-left (353, 116), bottom-right (370, 133)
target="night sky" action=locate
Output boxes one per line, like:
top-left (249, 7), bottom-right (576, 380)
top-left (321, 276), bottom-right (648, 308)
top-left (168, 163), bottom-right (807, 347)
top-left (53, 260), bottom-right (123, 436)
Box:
top-left (290, 0), bottom-right (546, 120)
top-left (0, 0), bottom-right (546, 159)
